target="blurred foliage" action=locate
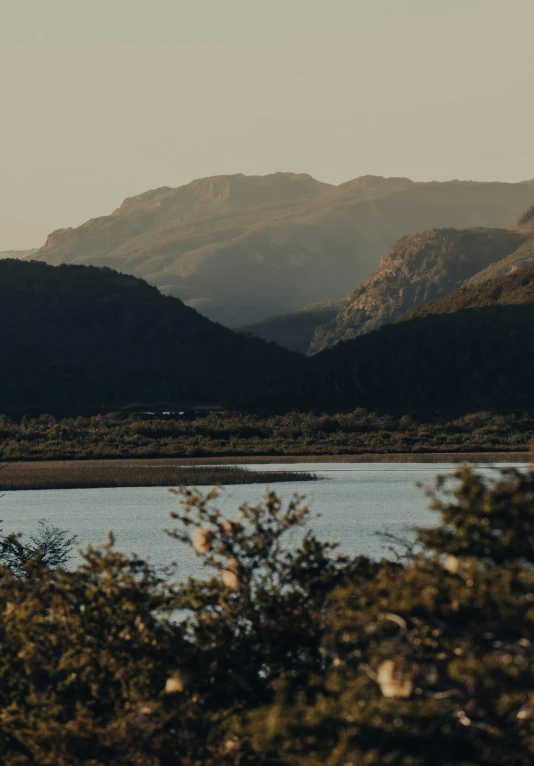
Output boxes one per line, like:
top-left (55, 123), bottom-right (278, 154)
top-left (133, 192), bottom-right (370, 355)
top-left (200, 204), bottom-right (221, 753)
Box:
top-left (0, 519), bottom-right (77, 578)
top-left (2, 458), bottom-right (534, 762)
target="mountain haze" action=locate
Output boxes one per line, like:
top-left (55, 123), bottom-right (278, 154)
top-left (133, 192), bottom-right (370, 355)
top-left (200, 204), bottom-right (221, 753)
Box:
top-left (0, 249), bottom-right (37, 260)
top-left (32, 173), bottom-right (534, 326)
top-left (240, 299), bottom-right (344, 354)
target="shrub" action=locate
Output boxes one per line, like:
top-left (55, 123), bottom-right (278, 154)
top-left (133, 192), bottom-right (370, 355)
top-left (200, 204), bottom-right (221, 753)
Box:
top-left (1, 458), bottom-right (534, 763)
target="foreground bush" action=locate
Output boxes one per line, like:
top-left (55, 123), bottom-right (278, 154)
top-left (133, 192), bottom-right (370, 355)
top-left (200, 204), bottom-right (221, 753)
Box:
top-left (1, 459), bottom-right (534, 764)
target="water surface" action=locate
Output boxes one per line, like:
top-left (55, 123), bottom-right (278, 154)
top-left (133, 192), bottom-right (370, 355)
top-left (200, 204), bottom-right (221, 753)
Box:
top-left (0, 463), bottom-right (519, 579)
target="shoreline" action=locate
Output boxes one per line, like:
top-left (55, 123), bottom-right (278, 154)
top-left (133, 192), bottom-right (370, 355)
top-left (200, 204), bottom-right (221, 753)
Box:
top-left (0, 453), bottom-right (528, 490)
top-left (161, 452), bottom-right (531, 465)
top-left (1, 452), bottom-right (529, 467)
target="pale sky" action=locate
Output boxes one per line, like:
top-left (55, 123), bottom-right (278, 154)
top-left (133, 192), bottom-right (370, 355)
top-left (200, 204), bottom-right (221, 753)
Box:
top-left (1, 0), bottom-right (533, 249)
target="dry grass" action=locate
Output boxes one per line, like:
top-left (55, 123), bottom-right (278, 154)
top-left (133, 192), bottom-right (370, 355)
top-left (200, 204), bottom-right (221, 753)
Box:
top-left (0, 461), bottom-right (318, 491)
top-left (0, 452), bottom-right (527, 491)
top-left (164, 452), bottom-right (530, 465)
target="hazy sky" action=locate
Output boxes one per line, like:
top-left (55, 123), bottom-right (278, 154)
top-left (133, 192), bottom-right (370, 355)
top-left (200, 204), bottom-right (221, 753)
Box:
top-left (1, 0), bottom-right (533, 249)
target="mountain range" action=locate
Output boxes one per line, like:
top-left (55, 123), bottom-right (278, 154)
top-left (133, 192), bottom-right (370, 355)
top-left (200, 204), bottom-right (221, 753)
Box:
top-left (30, 173), bottom-right (534, 326)
top-left (242, 206), bottom-right (534, 354)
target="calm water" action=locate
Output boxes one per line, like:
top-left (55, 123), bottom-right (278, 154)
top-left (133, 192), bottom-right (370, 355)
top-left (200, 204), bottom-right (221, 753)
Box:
top-left (0, 463), bottom-right (519, 579)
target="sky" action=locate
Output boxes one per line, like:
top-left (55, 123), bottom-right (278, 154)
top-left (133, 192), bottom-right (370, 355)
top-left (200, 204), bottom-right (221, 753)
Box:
top-left (1, 0), bottom-right (533, 249)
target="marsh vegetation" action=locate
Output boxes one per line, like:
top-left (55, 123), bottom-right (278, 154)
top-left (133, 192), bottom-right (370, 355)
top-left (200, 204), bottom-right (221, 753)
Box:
top-left (0, 460), bottom-right (317, 491)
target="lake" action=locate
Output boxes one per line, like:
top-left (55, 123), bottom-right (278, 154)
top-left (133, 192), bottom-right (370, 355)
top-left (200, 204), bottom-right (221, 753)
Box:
top-left (0, 462), bottom-right (519, 579)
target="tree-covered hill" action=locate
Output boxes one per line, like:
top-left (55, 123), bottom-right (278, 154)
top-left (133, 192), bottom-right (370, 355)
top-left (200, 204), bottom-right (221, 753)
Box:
top-left (303, 303), bottom-right (534, 413)
top-left (4, 258), bottom-right (534, 418)
top-left (0, 249), bottom-right (36, 260)
top-left (0, 260), bottom-right (304, 414)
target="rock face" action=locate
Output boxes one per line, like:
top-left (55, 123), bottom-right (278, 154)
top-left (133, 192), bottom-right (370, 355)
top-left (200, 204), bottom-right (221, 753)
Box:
top-left (31, 173), bottom-right (534, 327)
top-left (310, 228), bottom-right (525, 353)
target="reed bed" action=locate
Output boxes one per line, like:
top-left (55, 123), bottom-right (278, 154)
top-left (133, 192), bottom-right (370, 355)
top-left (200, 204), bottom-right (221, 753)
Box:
top-left (0, 461), bottom-right (318, 491)
top-left (174, 452), bottom-right (530, 465)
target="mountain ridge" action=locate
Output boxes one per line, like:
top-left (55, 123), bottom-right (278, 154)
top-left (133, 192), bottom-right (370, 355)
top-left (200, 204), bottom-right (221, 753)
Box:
top-left (31, 173), bottom-right (534, 326)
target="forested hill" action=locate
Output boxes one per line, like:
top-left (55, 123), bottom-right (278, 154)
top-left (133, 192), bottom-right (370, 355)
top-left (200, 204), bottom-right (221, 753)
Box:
top-left (31, 173), bottom-right (534, 326)
top-left (4, 258), bottom-right (534, 417)
top-left (261, 267), bottom-right (534, 414)
top-left (0, 260), bottom-right (304, 414)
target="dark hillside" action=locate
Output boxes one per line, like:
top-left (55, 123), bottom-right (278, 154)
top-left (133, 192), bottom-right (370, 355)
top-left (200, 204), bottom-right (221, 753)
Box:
top-left (0, 249), bottom-right (36, 260)
top-left (258, 264), bottom-right (534, 414)
top-left (0, 260), bottom-right (304, 414)
top-left (265, 297), bottom-right (534, 414)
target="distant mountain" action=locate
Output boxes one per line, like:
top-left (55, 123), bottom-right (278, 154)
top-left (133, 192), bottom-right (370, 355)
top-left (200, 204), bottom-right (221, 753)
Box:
top-left (0, 260), bottom-right (303, 414)
top-left (31, 173), bottom-right (534, 326)
top-left (311, 205), bottom-right (534, 353)
top-left (0, 249), bottom-right (36, 260)
top-left (240, 299), bottom-right (344, 354)
top-left (265, 266), bottom-right (534, 415)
